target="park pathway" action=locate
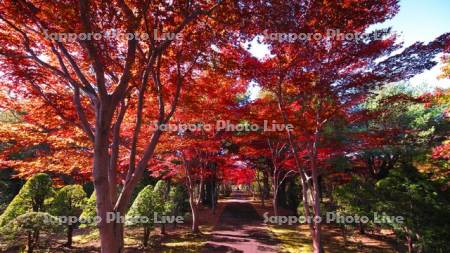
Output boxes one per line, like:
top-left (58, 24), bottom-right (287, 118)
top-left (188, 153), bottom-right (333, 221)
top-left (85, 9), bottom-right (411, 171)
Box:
top-left (201, 191), bottom-right (280, 253)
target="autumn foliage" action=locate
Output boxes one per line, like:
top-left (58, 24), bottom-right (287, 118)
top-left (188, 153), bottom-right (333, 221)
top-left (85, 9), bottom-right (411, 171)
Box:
top-left (0, 0), bottom-right (449, 253)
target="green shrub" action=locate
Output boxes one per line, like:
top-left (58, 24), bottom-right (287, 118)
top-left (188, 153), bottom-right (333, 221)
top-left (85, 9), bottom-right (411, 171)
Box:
top-left (79, 191), bottom-right (97, 227)
top-left (333, 177), bottom-right (376, 233)
top-left (126, 185), bottom-right (164, 246)
top-left (0, 173), bottom-right (53, 227)
top-left (49, 184), bottom-right (87, 246)
top-left (1, 212), bottom-right (62, 253)
top-left (170, 184), bottom-right (190, 216)
top-left (375, 169), bottom-right (450, 252)
top-left (154, 180), bottom-right (173, 214)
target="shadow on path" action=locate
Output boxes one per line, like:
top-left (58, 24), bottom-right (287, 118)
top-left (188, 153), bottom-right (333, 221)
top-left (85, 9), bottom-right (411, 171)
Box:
top-left (201, 191), bottom-right (280, 253)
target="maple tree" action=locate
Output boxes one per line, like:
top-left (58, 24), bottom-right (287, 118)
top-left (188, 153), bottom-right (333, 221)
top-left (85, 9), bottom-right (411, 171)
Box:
top-left (241, 1), bottom-right (449, 251)
top-left (236, 95), bottom-right (298, 216)
top-left (149, 62), bottom-right (250, 233)
top-left (0, 0), bottom-right (246, 251)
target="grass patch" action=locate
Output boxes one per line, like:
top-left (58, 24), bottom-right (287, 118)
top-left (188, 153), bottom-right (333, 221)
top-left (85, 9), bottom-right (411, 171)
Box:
top-left (72, 228), bottom-right (99, 245)
top-left (158, 232), bottom-right (209, 253)
top-left (268, 225), bottom-right (313, 253)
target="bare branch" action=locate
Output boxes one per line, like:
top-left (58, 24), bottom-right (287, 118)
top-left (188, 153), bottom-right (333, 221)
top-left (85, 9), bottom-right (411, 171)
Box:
top-left (73, 86), bottom-right (95, 142)
top-left (152, 54), bottom-right (165, 123)
top-left (56, 42), bottom-right (97, 99)
top-left (78, 0), bottom-right (107, 98)
top-left (109, 100), bottom-right (129, 203)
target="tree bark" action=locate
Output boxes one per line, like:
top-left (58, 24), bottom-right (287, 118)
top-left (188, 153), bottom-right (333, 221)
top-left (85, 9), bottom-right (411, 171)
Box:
top-left (189, 193), bottom-right (200, 233)
top-left (160, 223), bottom-right (166, 235)
top-left (93, 101), bottom-right (121, 253)
top-left (277, 179), bottom-right (287, 208)
top-left (407, 235), bottom-right (413, 253)
top-left (143, 227), bottom-right (150, 247)
top-left (27, 231), bottom-right (34, 253)
top-left (256, 170), bottom-right (265, 207)
top-left (276, 81), bottom-right (323, 253)
top-left (310, 110), bottom-right (324, 253)
top-left (33, 230), bottom-right (39, 246)
top-left (196, 174), bottom-right (204, 206)
top-left (211, 178), bottom-right (216, 214)
top-left (262, 170), bottom-right (270, 199)
top-left (272, 172), bottom-right (279, 216)
top-left (311, 176), bottom-right (323, 253)
top-left (273, 190), bottom-right (279, 217)
top-left (66, 225), bottom-right (74, 247)
top-left (184, 159), bottom-right (200, 234)
top-left (359, 223), bottom-right (365, 235)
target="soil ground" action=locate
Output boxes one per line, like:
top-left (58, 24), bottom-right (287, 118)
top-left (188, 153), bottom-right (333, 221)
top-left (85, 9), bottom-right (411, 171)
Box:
top-left (202, 191), bottom-right (280, 252)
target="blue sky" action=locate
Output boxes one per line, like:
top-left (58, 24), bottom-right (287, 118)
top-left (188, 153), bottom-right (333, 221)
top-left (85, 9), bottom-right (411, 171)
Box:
top-left (383, 0), bottom-right (450, 47)
top-left (380, 0), bottom-right (450, 89)
top-left (248, 0), bottom-right (450, 93)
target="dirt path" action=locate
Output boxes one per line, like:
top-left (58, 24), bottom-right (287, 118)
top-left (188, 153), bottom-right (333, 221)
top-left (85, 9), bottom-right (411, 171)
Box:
top-left (201, 191), bottom-right (280, 253)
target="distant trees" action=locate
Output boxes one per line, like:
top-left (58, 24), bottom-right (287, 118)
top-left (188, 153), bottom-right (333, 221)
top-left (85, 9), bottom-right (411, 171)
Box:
top-left (333, 169), bottom-right (450, 253)
top-left (153, 180), bottom-right (172, 235)
top-left (243, 0), bottom-right (448, 249)
top-left (376, 169), bottom-right (450, 253)
top-left (169, 184), bottom-right (190, 222)
top-left (326, 82), bottom-right (450, 252)
top-left (0, 169), bottom-right (23, 214)
top-left (333, 177), bottom-right (376, 235)
top-left (353, 84), bottom-right (445, 180)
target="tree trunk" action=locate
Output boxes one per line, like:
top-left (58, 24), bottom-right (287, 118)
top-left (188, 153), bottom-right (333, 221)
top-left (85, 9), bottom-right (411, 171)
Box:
top-left (256, 170), bottom-right (265, 207)
top-left (311, 182), bottom-right (323, 253)
top-left (211, 178), bottom-right (216, 214)
top-left (189, 190), bottom-right (200, 233)
top-left (273, 192), bottom-right (278, 217)
top-left (92, 99), bottom-right (130, 253)
top-left (161, 223), bottom-right (166, 235)
top-left (114, 222), bottom-right (124, 251)
top-left (93, 118), bottom-right (121, 253)
top-left (318, 176), bottom-right (323, 202)
top-left (184, 158), bottom-right (200, 234)
top-left (66, 225), bottom-right (74, 247)
top-left (262, 170), bottom-right (270, 199)
top-left (311, 131), bottom-right (323, 253)
top-left (33, 230), bottom-right (39, 246)
top-left (300, 177), bottom-right (315, 240)
top-left (196, 176), bottom-right (204, 206)
top-left (277, 179), bottom-right (287, 208)
top-left (94, 182), bottom-right (120, 253)
top-left (272, 163), bottom-right (279, 217)
top-left (276, 82), bottom-right (323, 253)
top-left (407, 235), bottom-right (413, 253)
top-left (359, 223), bottom-right (365, 235)
top-left (143, 227), bottom-right (150, 247)
top-left (27, 231), bottom-right (34, 253)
